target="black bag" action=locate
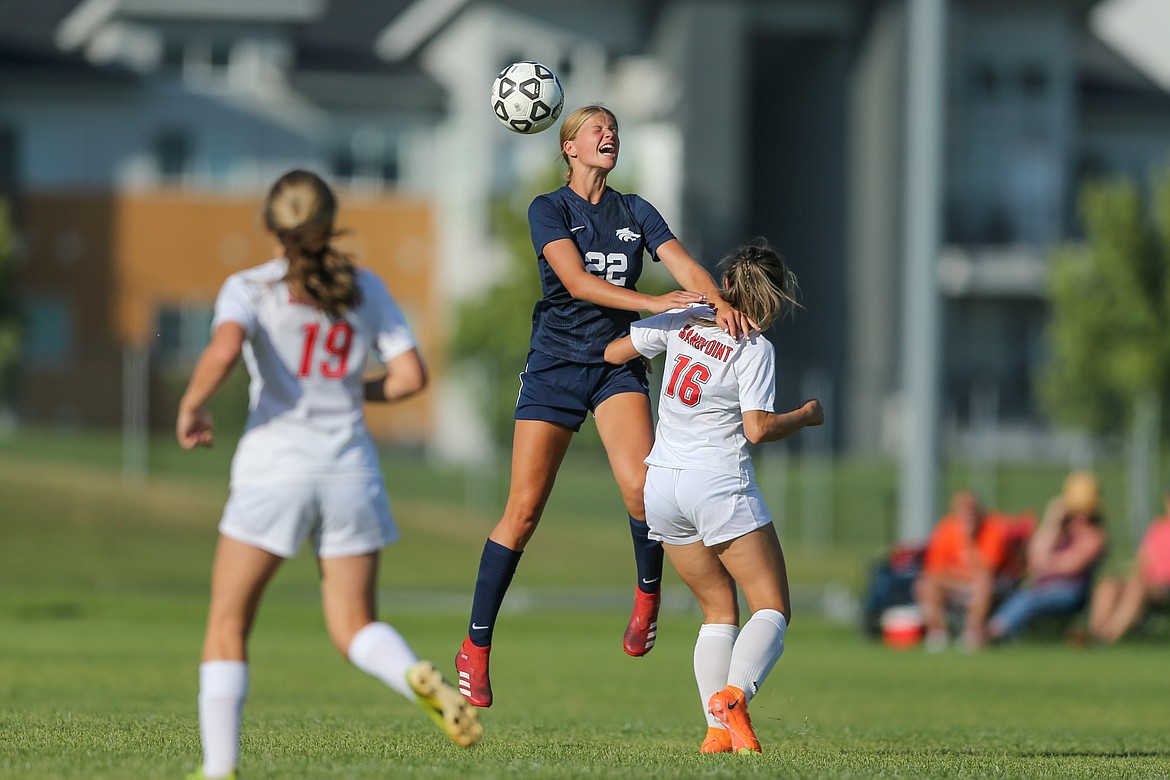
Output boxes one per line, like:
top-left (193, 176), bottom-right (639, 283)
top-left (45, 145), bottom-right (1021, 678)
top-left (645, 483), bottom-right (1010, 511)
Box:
top-left (860, 544), bottom-right (924, 638)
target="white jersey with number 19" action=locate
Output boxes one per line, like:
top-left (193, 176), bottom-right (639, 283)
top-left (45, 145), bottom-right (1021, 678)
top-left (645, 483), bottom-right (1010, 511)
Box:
top-left (629, 306), bottom-right (776, 480)
top-left (212, 258), bottom-right (417, 486)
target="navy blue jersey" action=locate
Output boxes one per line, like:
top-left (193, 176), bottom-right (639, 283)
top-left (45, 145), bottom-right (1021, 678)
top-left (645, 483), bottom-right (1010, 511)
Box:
top-left (527, 185), bottom-right (674, 363)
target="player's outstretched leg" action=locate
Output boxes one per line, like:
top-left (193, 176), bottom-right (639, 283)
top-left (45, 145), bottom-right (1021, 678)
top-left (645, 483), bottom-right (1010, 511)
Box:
top-left (707, 685), bottom-right (761, 754)
top-left (458, 538), bottom-right (522, 705)
top-left (623, 586), bottom-right (661, 656)
top-left (408, 660), bottom-right (483, 748)
top-left (700, 726), bottom-right (734, 753)
top-left (455, 636), bottom-right (493, 707)
top-left (624, 515), bottom-right (663, 656)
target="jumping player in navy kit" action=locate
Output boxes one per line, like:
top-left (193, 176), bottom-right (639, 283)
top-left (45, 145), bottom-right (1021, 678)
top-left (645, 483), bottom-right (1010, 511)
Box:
top-left (455, 105), bottom-right (755, 708)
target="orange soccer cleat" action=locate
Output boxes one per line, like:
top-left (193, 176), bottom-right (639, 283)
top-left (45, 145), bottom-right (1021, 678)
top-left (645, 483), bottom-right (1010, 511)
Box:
top-left (707, 685), bottom-right (761, 753)
top-left (699, 726), bottom-right (734, 753)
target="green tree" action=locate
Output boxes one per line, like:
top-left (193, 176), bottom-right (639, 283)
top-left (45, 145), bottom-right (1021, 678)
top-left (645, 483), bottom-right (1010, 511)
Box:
top-left (1040, 167), bottom-right (1170, 434)
top-left (0, 200), bottom-right (21, 409)
top-left (450, 191), bottom-right (546, 446)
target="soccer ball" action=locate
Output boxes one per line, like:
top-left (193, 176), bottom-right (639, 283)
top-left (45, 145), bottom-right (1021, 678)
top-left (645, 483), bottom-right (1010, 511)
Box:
top-left (490, 61), bottom-right (565, 134)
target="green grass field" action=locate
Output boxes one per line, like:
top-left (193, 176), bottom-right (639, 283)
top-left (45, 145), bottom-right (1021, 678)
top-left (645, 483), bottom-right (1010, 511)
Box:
top-left (2, 432), bottom-right (1168, 779)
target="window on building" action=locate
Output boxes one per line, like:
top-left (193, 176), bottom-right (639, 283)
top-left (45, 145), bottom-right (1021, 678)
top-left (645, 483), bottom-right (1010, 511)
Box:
top-left (153, 126), bottom-right (193, 181)
top-left (956, 51), bottom-right (1062, 246)
top-left (0, 125), bottom-right (17, 195)
top-left (332, 128), bottom-right (398, 187)
top-left (183, 39), bottom-right (234, 86)
top-left (1019, 63), bottom-right (1050, 97)
top-left (155, 304), bottom-right (214, 362)
top-left (972, 63), bottom-right (998, 99)
top-left (21, 295), bottom-right (73, 369)
top-left (161, 40), bottom-right (184, 70)
top-left (332, 149), bottom-right (355, 180)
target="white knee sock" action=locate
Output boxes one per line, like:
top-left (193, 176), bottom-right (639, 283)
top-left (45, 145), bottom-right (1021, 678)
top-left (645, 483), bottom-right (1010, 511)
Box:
top-left (347, 621), bottom-right (419, 700)
top-left (728, 609), bottom-right (787, 702)
top-left (198, 660), bottom-right (248, 779)
top-left (694, 623), bottom-right (739, 728)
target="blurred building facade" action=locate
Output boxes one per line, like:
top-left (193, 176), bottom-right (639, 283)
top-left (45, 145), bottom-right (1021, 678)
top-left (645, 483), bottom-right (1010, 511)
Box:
top-left (1, 0), bottom-right (1169, 458)
top-left (16, 190), bottom-right (438, 440)
top-left (374, 0), bottom-right (1170, 458)
top-left (0, 0), bottom-right (445, 442)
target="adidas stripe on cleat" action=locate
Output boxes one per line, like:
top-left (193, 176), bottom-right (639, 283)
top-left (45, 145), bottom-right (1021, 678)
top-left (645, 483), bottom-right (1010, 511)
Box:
top-left (455, 636), bottom-right (493, 707)
top-left (407, 660), bottom-right (483, 748)
top-left (623, 587), bottom-right (660, 657)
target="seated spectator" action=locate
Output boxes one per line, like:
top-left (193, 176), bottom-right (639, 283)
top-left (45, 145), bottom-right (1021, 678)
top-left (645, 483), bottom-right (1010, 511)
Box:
top-left (1087, 489), bottom-right (1170, 643)
top-left (915, 490), bottom-right (1012, 651)
top-left (987, 471), bottom-right (1107, 643)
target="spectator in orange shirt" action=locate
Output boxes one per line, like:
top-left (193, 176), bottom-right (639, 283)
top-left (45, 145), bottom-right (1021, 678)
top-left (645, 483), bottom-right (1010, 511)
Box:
top-left (915, 490), bottom-right (1011, 651)
top-left (1087, 488), bottom-right (1170, 643)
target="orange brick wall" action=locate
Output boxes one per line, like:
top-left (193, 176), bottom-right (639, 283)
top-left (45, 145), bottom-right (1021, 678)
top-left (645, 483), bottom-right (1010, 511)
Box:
top-left (18, 188), bottom-right (440, 443)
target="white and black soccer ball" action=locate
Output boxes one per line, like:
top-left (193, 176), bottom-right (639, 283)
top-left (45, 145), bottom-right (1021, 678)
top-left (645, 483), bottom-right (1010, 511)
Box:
top-left (490, 61), bottom-right (565, 134)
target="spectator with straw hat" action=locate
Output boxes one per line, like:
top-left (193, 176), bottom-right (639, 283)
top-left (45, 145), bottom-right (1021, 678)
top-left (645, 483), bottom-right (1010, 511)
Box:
top-left (986, 471), bottom-right (1108, 643)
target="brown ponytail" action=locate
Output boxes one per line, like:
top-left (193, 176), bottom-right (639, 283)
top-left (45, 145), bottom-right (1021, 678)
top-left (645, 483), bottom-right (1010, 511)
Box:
top-left (264, 170), bottom-right (357, 319)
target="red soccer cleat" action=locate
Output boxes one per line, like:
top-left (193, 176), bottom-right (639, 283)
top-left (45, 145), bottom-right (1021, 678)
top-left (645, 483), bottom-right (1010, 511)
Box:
top-left (707, 685), bottom-right (761, 753)
top-left (623, 587), bottom-right (661, 657)
top-left (455, 636), bottom-right (493, 708)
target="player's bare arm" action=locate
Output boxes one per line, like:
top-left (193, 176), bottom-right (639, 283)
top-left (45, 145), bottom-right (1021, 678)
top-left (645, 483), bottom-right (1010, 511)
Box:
top-left (176, 322), bottom-right (245, 449)
top-left (656, 239), bottom-right (758, 339)
top-left (364, 348), bottom-right (428, 403)
top-left (742, 399), bottom-right (824, 445)
top-left (603, 335), bottom-right (640, 365)
top-left (543, 238), bottom-right (704, 313)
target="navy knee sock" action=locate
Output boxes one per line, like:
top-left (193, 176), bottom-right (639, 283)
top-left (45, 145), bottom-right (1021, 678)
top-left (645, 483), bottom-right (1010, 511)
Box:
top-left (468, 539), bottom-right (523, 647)
top-left (629, 515), bottom-right (663, 594)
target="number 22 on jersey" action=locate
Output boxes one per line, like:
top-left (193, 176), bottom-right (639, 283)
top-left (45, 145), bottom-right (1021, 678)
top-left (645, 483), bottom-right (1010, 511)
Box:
top-left (299, 321), bottom-right (354, 378)
top-left (583, 251), bottom-right (628, 284)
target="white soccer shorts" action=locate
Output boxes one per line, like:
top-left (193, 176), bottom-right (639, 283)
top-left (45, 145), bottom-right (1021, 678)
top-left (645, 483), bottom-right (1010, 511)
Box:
top-left (218, 476), bottom-right (399, 558)
top-left (644, 466), bottom-right (772, 547)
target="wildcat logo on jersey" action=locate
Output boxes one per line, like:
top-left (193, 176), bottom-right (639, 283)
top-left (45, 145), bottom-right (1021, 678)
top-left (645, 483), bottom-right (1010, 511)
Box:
top-left (615, 227), bottom-right (640, 242)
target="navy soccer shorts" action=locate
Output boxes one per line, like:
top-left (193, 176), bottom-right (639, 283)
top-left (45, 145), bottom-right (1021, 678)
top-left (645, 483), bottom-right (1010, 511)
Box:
top-left (514, 349), bottom-right (649, 431)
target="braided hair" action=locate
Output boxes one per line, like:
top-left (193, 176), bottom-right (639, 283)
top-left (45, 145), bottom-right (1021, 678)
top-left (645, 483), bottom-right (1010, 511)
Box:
top-left (264, 170), bottom-right (357, 319)
top-left (717, 239), bottom-right (800, 332)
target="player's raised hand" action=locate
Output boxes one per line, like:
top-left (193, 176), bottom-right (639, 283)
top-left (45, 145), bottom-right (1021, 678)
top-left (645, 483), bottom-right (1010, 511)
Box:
top-left (647, 290), bottom-right (707, 314)
top-left (713, 302), bottom-right (759, 341)
top-left (177, 405), bottom-right (215, 449)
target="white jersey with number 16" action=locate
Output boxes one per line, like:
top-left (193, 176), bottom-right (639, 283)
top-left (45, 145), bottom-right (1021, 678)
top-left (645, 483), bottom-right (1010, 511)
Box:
top-left (629, 306), bottom-right (776, 480)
